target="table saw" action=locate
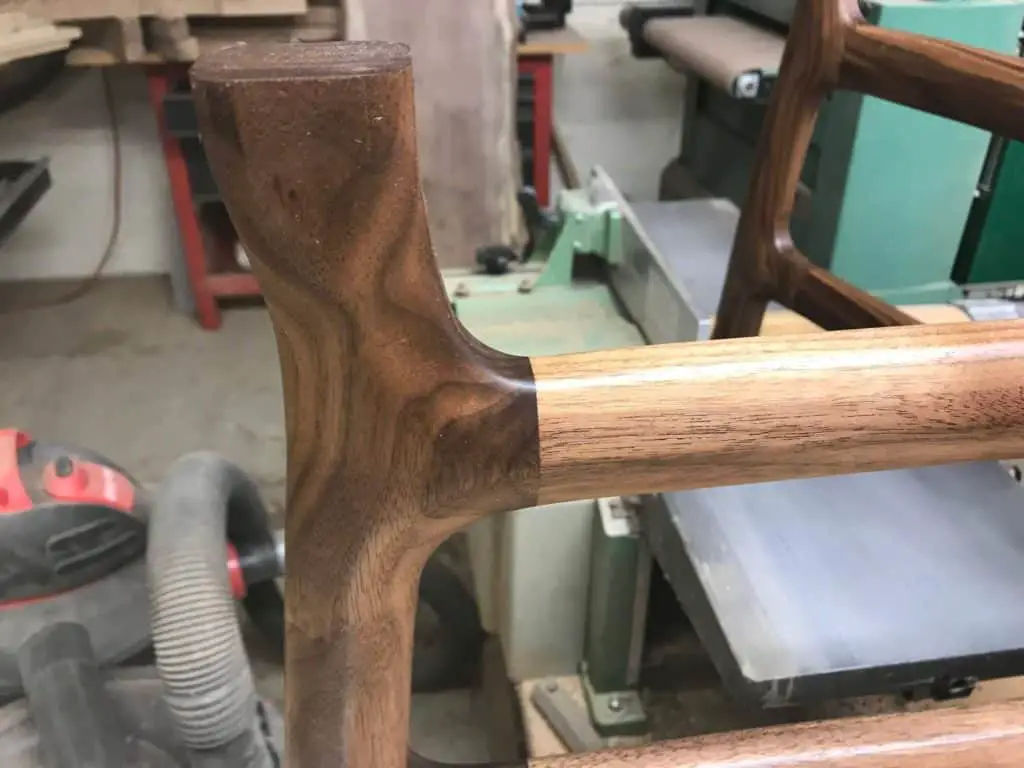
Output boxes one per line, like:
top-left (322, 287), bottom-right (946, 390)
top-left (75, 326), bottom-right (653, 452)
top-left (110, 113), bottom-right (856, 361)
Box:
top-left (460, 169), bottom-right (1024, 744)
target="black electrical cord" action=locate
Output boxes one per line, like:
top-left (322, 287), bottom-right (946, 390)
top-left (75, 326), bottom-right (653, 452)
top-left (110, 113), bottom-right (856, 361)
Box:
top-left (0, 68), bottom-right (122, 314)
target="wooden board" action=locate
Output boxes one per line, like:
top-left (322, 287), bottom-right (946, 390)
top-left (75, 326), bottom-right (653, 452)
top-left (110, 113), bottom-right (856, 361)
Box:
top-left (65, 9), bottom-right (338, 65)
top-left (519, 675), bottom-right (1024, 760)
top-left (518, 26), bottom-right (588, 57)
top-left (0, 0), bottom-right (305, 20)
top-left (345, 0), bottom-right (521, 269)
top-left (0, 11), bottom-right (79, 64)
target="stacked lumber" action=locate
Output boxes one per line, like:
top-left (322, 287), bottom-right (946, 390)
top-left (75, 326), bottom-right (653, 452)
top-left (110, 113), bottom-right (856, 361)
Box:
top-left (0, 1), bottom-right (306, 20)
top-left (63, 5), bottom-right (338, 65)
top-left (0, 11), bottom-right (79, 64)
top-left (346, 0), bottom-right (521, 269)
top-left (0, 0), bottom-right (312, 62)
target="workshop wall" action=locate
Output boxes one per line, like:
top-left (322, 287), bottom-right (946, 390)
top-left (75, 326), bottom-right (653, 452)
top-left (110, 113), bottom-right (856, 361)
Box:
top-left (0, 67), bottom-right (180, 281)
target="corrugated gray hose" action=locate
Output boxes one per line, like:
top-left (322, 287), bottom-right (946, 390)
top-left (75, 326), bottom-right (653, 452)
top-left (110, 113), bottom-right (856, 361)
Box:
top-left (147, 452), bottom-right (277, 768)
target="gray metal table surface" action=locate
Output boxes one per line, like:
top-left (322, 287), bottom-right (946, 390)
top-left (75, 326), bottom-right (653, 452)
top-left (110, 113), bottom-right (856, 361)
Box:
top-left (621, 195), bottom-right (1024, 707)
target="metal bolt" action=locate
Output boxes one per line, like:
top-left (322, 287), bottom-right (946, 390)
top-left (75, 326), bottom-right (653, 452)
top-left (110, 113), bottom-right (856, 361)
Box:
top-left (545, 681), bottom-right (558, 693)
top-left (734, 73), bottom-right (760, 99)
top-left (607, 696), bottom-right (622, 712)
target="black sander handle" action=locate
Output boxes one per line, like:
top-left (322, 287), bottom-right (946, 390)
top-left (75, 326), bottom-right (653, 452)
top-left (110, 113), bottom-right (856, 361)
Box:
top-left (17, 622), bottom-right (129, 768)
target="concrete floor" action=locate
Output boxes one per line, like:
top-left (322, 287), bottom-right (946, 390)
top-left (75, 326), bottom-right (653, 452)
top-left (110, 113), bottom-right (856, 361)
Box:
top-left (0, 276), bottom-right (491, 763)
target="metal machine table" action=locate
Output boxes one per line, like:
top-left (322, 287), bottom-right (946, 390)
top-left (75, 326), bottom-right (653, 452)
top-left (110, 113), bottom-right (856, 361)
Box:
top-left (618, 193), bottom-right (1024, 707)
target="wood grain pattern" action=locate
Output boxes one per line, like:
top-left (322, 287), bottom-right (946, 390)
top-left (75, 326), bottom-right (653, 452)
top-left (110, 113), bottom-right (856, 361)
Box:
top-left (751, 303), bottom-right (966, 337)
top-left (189, 0), bottom-right (1024, 763)
top-left (190, 43), bottom-right (538, 768)
top-left (784, 259), bottom-right (919, 330)
top-left (534, 319), bottom-right (1024, 505)
top-left (841, 25), bottom-right (1024, 143)
top-left (531, 701), bottom-right (1024, 767)
top-left (711, 0), bottom-right (862, 339)
top-left (711, 0), bottom-right (1024, 339)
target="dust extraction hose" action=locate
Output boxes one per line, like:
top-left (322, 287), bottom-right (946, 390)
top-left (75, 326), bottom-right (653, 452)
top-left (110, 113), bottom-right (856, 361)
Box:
top-left (147, 452), bottom-right (276, 768)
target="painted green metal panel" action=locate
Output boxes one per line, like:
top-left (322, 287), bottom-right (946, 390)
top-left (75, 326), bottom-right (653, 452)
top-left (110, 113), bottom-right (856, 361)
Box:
top-left (694, 0), bottom-right (1024, 304)
top-left (843, 2), bottom-right (1019, 300)
top-left (963, 140), bottom-right (1024, 284)
top-left (449, 276), bottom-right (645, 357)
top-left (799, 0), bottom-right (1023, 303)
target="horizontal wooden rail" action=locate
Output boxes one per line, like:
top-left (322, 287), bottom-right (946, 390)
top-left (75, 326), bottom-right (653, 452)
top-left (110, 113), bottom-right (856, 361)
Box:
top-left (783, 258), bottom-right (920, 331)
top-left (532, 700), bottom-right (1024, 767)
top-left (840, 24), bottom-right (1024, 142)
top-left (534, 319), bottom-right (1024, 504)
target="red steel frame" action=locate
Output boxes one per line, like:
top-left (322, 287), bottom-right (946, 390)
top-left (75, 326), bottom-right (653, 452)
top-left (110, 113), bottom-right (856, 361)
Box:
top-left (150, 56), bottom-right (555, 330)
top-left (518, 54), bottom-right (554, 208)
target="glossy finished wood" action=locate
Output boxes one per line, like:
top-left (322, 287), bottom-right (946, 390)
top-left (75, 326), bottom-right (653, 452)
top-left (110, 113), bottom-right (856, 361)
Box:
top-left (712, 0), bottom-right (1024, 339)
top-left (533, 701), bottom-right (1024, 767)
top-left (535, 320), bottom-right (1024, 505)
top-left (841, 25), bottom-right (1024, 143)
top-left (711, 0), bottom-right (862, 339)
top-left (190, 2), bottom-right (1024, 765)
top-left (191, 42), bottom-right (539, 768)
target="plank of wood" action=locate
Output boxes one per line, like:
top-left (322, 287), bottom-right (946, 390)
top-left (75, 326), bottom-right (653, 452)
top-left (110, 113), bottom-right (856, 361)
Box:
top-left (65, 10), bottom-right (336, 64)
top-left (752, 303), bottom-right (968, 336)
top-left (530, 702), bottom-right (1024, 766)
top-left (518, 25), bottom-right (588, 56)
top-left (0, 0), bottom-right (305, 21)
top-left (345, 0), bottom-right (520, 269)
top-left (0, 13), bottom-right (79, 64)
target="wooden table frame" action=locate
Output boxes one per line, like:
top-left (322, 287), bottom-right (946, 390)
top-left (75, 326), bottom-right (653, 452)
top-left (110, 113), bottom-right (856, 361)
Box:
top-left (189, 0), bottom-right (1024, 764)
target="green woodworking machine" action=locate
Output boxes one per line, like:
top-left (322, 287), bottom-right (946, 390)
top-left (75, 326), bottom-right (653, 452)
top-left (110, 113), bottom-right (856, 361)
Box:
top-left (458, 167), bottom-right (1024, 751)
top-left (623, 0), bottom-right (1024, 301)
top-left (460, 0), bottom-right (1024, 750)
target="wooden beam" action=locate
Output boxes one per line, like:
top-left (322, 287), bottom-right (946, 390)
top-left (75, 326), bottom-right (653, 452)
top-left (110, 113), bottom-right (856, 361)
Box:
top-left (344, 0), bottom-right (520, 269)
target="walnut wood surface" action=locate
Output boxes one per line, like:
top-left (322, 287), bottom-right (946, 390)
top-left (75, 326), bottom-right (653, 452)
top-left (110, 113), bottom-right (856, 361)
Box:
top-left (532, 701), bottom-right (1024, 767)
top-left (841, 25), bottom-right (1024, 143)
top-left (534, 320), bottom-right (1024, 504)
top-left (190, 3), bottom-right (1024, 765)
top-left (191, 43), bottom-right (539, 768)
top-left (711, 0), bottom-right (862, 339)
top-left (712, 0), bottom-right (1024, 339)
